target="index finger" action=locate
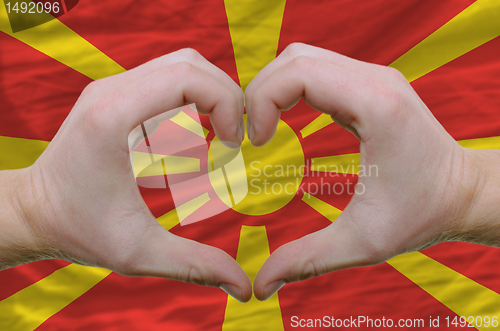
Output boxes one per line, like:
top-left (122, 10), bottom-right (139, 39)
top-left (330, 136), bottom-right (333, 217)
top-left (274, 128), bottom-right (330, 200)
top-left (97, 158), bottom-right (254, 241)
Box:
top-left (245, 43), bottom-right (384, 113)
top-left (80, 62), bottom-right (243, 148)
top-left (102, 48), bottom-right (244, 117)
top-left (247, 55), bottom-right (373, 146)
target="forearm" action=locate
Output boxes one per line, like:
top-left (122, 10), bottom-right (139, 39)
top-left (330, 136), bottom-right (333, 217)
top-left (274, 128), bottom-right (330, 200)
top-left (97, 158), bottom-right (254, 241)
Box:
top-left (0, 167), bottom-right (44, 269)
top-left (456, 148), bottom-right (500, 247)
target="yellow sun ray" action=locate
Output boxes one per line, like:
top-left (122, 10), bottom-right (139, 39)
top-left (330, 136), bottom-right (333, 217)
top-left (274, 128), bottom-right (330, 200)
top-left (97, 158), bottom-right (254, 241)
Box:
top-left (388, 252), bottom-right (500, 330)
top-left (156, 208), bottom-right (180, 230)
top-left (220, 0), bottom-right (288, 328)
top-left (458, 136), bottom-right (500, 149)
top-left (0, 136), bottom-right (48, 170)
top-left (0, 0), bottom-right (125, 80)
top-left (175, 192), bottom-right (210, 224)
top-left (170, 111), bottom-right (210, 138)
top-left (224, 0), bottom-right (286, 91)
top-left (301, 192), bottom-right (342, 222)
top-left (310, 153), bottom-right (361, 175)
top-left (0, 265), bottom-right (111, 331)
top-left (389, 0), bottom-right (500, 83)
top-left (208, 169), bottom-right (234, 208)
top-left (222, 226), bottom-right (284, 331)
top-left (133, 152), bottom-right (200, 178)
top-left (300, 114), bottom-right (334, 139)
top-left (0, 136), bottom-right (202, 177)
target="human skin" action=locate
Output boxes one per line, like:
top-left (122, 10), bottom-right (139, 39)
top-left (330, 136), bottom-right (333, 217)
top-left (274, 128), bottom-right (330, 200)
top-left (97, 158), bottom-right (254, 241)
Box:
top-left (245, 43), bottom-right (500, 300)
top-left (1, 44), bottom-right (499, 303)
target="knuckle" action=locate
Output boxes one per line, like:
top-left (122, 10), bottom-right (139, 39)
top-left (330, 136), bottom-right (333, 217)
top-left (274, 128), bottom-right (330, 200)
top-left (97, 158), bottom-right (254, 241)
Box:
top-left (292, 55), bottom-right (317, 72)
top-left (285, 42), bottom-right (307, 57)
top-left (385, 66), bottom-right (407, 83)
top-left (250, 90), bottom-right (260, 110)
top-left (379, 86), bottom-right (404, 110)
top-left (168, 61), bottom-right (194, 79)
top-left (367, 80), bottom-right (407, 120)
top-left (186, 266), bottom-right (204, 285)
top-left (82, 97), bottom-right (113, 131)
top-left (299, 260), bottom-right (320, 281)
top-left (80, 76), bottom-right (115, 98)
top-left (81, 90), bottom-right (123, 134)
top-left (178, 47), bottom-right (200, 62)
top-left (77, 79), bottom-right (128, 136)
top-left (234, 85), bottom-right (244, 100)
top-left (80, 80), bottom-right (102, 99)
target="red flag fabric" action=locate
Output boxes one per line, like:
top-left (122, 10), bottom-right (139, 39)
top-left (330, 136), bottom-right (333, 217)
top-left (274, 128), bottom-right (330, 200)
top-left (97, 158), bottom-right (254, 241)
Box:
top-left (1, 0), bottom-right (500, 330)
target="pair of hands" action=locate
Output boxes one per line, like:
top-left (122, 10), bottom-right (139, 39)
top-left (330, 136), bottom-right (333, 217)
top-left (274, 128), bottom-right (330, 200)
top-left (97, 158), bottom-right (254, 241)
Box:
top-left (9, 43), bottom-right (488, 302)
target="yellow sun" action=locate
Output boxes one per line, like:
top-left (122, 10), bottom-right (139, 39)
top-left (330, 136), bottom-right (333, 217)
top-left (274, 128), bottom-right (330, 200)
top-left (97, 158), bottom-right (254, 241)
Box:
top-left (210, 115), bottom-right (304, 216)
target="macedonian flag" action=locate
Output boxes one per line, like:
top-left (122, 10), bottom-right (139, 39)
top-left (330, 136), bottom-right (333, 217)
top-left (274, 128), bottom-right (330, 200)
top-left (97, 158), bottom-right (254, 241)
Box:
top-left (1, 0), bottom-right (500, 330)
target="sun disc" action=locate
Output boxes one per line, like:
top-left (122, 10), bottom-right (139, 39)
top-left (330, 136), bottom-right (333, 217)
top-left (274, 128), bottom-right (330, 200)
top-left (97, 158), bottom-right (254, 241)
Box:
top-left (210, 115), bottom-right (305, 216)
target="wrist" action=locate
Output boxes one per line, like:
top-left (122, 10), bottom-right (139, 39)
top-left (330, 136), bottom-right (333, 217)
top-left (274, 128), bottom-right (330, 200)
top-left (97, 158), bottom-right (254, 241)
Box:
top-left (451, 147), bottom-right (500, 246)
top-left (0, 167), bottom-right (48, 269)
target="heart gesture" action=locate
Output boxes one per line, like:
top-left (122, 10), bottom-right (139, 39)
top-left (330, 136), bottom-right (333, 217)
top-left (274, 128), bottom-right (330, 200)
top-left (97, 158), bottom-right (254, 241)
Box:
top-left (1, 44), bottom-right (498, 303)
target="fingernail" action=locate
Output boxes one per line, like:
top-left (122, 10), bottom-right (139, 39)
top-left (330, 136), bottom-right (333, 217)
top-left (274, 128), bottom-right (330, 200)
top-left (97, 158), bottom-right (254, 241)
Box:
top-left (263, 280), bottom-right (285, 301)
top-left (247, 116), bottom-right (254, 142)
top-left (220, 283), bottom-right (243, 302)
top-left (237, 117), bottom-right (245, 144)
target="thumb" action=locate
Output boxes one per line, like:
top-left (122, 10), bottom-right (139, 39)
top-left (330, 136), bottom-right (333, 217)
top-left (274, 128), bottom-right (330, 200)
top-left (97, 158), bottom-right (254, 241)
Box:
top-left (253, 213), bottom-right (378, 301)
top-left (117, 225), bottom-right (252, 303)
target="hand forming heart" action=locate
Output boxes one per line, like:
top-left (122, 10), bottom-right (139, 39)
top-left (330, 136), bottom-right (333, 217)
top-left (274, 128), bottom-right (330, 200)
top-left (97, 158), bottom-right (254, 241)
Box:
top-left (1, 43), bottom-right (498, 303)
